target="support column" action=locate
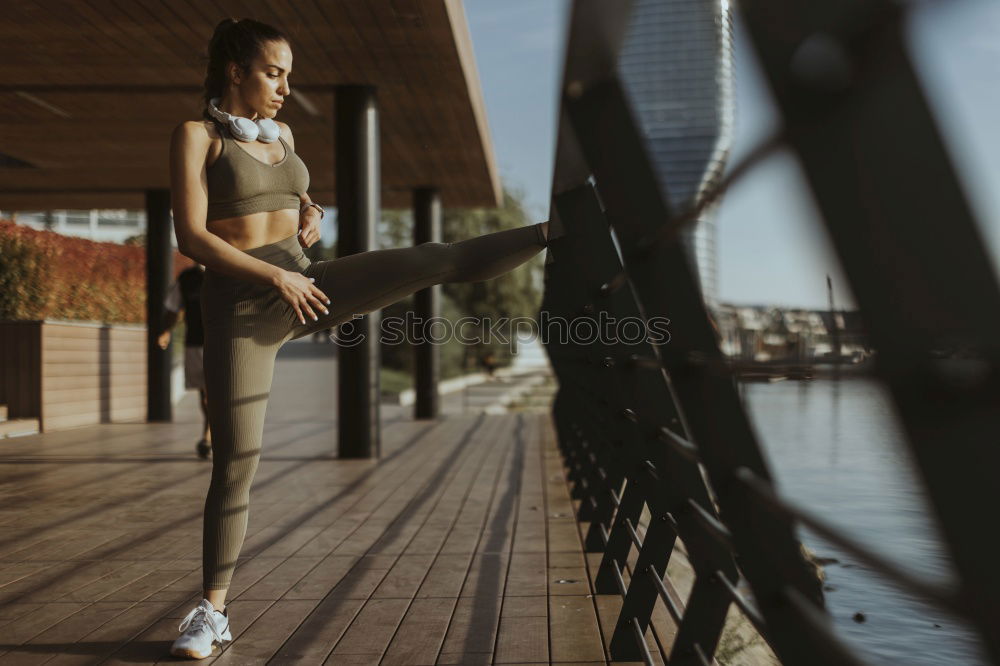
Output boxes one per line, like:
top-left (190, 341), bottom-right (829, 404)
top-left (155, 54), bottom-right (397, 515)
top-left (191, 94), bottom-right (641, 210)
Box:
top-left (413, 187), bottom-right (441, 419)
top-left (335, 85), bottom-right (382, 458)
top-left (146, 189), bottom-right (173, 422)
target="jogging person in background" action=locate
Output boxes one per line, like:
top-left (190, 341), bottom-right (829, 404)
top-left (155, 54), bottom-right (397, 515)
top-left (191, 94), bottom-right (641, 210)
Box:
top-left (158, 262), bottom-right (212, 459)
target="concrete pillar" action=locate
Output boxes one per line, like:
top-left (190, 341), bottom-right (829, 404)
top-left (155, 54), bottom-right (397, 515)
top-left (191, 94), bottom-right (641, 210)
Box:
top-left (145, 189), bottom-right (173, 422)
top-left (335, 85), bottom-right (382, 458)
top-left (413, 187), bottom-right (441, 419)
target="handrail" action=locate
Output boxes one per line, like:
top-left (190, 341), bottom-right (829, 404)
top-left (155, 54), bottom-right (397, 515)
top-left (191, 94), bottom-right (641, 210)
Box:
top-left (541, 0), bottom-right (999, 663)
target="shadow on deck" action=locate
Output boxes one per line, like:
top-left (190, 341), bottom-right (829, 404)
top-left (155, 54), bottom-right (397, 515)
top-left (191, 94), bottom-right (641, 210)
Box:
top-left (0, 339), bottom-right (664, 664)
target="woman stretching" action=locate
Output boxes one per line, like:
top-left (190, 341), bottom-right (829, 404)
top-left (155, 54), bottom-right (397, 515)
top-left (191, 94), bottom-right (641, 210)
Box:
top-left (168, 17), bottom-right (552, 659)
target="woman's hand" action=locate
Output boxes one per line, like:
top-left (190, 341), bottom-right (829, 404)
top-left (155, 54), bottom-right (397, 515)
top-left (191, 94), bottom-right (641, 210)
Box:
top-left (272, 270), bottom-right (331, 325)
top-left (298, 205), bottom-right (322, 248)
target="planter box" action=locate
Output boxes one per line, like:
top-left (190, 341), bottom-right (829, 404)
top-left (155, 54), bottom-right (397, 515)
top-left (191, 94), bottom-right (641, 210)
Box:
top-left (0, 319), bottom-right (147, 432)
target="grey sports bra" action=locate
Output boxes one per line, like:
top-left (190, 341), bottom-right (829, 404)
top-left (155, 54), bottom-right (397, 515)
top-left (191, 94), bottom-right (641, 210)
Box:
top-left (205, 131), bottom-right (310, 222)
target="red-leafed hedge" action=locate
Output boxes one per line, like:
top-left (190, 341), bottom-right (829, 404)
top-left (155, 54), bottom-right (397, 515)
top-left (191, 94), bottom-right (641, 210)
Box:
top-left (0, 219), bottom-right (193, 323)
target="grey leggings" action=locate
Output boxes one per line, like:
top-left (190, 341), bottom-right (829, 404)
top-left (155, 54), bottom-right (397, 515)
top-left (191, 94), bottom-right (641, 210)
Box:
top-left (199, 222), bottom-right (548, 590)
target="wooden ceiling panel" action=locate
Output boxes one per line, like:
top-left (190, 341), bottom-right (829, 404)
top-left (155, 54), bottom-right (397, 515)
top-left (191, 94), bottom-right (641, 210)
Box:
top-left (0, 0), bottom-right (501, 210)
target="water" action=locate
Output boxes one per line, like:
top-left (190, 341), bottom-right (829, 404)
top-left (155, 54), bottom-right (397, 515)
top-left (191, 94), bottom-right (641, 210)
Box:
top-left (743, 376), bottom-right (989, 665)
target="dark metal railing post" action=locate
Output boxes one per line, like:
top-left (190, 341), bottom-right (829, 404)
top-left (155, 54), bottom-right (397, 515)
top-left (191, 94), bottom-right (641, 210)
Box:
top-left (738, 0), bottom-right (1000, 658)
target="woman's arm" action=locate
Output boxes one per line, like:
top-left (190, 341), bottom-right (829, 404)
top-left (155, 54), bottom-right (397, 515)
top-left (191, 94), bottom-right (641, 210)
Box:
top-left (168, 121), bottom-right (284, 287)
top-left (169, 121), bottom-right (331, 323)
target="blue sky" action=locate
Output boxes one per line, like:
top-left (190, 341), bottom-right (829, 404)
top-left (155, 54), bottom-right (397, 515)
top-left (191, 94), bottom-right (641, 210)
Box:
top-left (462, 0), bottom-right (999, 310)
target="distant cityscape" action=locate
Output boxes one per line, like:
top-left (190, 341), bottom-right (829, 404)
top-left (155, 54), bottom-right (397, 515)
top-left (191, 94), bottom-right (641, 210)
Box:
top-left (712, 303), bottom-right (870, 366)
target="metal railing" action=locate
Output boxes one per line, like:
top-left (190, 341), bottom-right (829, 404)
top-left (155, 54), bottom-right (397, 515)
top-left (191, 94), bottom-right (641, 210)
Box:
top-left (540, 0), bottom-right (1000, 664)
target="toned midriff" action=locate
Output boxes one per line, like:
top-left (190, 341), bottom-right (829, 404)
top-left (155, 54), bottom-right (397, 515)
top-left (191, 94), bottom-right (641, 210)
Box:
top-left (206, 210), bottom-right (300, 251)
top-left (204, 131), bottom-right (305, 251)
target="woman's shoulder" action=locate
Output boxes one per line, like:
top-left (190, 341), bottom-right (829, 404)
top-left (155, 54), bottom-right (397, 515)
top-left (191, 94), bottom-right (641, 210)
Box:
top-left (275, 120), bottom-right (295, 150)
top-left (172, 119), bottom-right (224, 143)
top-left (170, 120), bottom-right (224, 166)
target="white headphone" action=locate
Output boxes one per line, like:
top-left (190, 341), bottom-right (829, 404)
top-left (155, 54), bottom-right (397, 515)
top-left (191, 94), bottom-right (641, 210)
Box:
top-left (207, 97), bottom-right (280, 143)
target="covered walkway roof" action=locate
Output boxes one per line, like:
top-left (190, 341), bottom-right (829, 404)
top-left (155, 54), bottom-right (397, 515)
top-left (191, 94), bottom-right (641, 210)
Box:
top-left (0, 0), bottom-right (502, 210)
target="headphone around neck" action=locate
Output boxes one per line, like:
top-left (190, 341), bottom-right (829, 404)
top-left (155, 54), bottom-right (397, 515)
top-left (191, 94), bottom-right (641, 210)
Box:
top-left (207, 97), bottom-right (280, 143)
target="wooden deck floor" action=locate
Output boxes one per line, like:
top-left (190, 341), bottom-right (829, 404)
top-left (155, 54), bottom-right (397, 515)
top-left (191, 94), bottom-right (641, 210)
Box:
top-left (0, 340), bottom-right (649, 665)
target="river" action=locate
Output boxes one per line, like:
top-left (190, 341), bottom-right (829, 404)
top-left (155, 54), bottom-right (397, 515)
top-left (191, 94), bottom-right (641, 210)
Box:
top-left (743, 376), bottom-right (987, 665)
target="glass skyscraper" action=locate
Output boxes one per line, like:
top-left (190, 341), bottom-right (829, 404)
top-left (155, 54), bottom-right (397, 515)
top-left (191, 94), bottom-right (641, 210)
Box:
top-left (617, 0), bottom-right (735, 308)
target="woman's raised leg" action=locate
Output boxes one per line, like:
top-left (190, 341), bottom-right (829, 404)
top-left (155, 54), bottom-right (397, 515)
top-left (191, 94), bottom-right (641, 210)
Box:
top-left (288, 222), bottom-right (548, 340)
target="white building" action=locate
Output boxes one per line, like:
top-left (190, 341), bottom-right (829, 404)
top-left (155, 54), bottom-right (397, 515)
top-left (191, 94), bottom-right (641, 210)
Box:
top-left (3, 209), bottom-right (155, 245)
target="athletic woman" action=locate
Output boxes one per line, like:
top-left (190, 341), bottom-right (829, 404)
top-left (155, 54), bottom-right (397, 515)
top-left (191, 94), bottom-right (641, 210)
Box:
top-left (167, 17), bottom-right (552, 659)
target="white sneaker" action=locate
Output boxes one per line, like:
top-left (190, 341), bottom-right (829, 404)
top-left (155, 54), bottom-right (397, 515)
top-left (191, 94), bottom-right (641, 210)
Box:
top-left (170, 598), bottom-right (232, 659)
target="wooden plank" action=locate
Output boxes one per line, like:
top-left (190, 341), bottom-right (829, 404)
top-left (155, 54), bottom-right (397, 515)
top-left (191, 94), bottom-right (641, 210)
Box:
top-left (102, 568), bottom-right (195, 603)
top-left (42, 349), bottom-right (147, 364)
top-left (0, 382), bottom-right (456, 656)
top-left (0, 371), bottom-right (612, 663)
top-left (59, 561), bottom-right (163, 602)
top-left (439, 595), bottom-right (501, 655)
top-left (437, 654), bottom-right (493, 666)
top-left (458, 551), bottom-right (507, 599)
top-left (379, 597), bottom-right (455, 665)
top-left (505, 551), bottom-right (547, 596)
top-left (370, 552), bottom-right (436, 599)
top-left (42, 374), bottom-right (141, 390)
top-left (550, 594), bottom-right (607, 663)
top-left (0, 601), bottom-right (90, 659)
top-left (381, 416), bottom-right (522, 663)
top-left (233, 556), bottom-right (324, 601)
top-left (41, 339), bottom-right (145, 353)
top-left (42, 393), bottom-right (146, 412)
top-left (495, 613), bottom-right (549, 663)
top-left (270, 596), bottom-right (367, 663)
top-left (41, 410), bottom-right (145, 431)
top-left (42, 600), bottom-right (179, 666)
top-left (206, 599), bottom-right (318, 664)
top-left (283, 554), bottom-right (360, 600)
top-left (502, 595), bottom-right (547, 617)
top-left (210, 415), bottom-right (498, 662)
top-left (0, 599), bottom-right (44, 624)
top-left (13, 600), bottom-right (136, 661)
top-left (541, 412), bottom-right (669, 666)
top-left (328, 597), bottom-right (411, 658)
top-left (413, 553), bottom-right (470, 598)
top-left (1, 529), bottom-right (129, 567)
top-left (42, 383), bottom-right (147, 401)
top-left (41, 361), bottom-right (145, 374)
top-left (549, 564), bottom-right (592, 597)
top-left (268, 414), bottom-right (507, 663)
top-left (99, 598), bottom-right (270, 665)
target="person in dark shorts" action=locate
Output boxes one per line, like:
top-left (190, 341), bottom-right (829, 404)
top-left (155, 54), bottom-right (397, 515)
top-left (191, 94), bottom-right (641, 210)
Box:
top-left (158, 263), bottom-right (212, 459)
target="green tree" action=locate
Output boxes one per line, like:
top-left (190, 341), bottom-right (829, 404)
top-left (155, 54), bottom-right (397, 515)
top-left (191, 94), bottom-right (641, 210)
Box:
top-left (376, 185), bottom-right (545, 378)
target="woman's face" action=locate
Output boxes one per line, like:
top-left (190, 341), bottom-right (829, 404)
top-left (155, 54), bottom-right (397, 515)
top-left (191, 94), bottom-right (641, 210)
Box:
top-left (228, 39), bottom-right (292, 120)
